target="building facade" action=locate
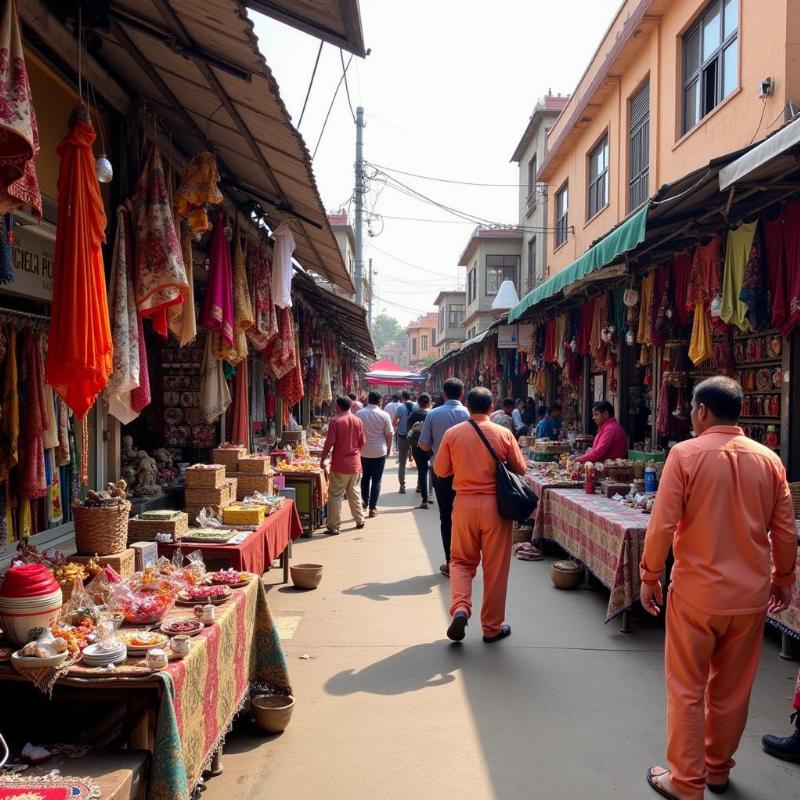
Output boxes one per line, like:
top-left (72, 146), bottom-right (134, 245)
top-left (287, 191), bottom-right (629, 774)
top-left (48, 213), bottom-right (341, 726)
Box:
top-left (539, 0), bottom-right (800, 276)
top-left (511, 94), bottom-right (570, 291)
top-left (434, 290), bottom-right (467, 356)
top-left (328, 211), bottom-right (371, 309)
top-left (459, 228), bottom-right (523, 339)
top-left (406, 313), bottom-right (439, 370)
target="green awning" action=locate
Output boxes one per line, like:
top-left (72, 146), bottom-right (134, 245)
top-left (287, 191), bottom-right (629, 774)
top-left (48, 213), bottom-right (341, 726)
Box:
top-left (508, 203), bottom-right (649, 322)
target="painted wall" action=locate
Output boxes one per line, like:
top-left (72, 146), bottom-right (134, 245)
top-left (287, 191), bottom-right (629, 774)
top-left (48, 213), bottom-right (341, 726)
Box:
top-left (542, 0), bottom-right (795, 274)
top-left (464, 238), bottom-right (522, 323)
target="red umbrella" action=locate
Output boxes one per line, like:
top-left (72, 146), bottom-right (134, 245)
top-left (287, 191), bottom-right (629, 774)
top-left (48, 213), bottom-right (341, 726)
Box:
top-left (46, 107), bottom-right (112, 419)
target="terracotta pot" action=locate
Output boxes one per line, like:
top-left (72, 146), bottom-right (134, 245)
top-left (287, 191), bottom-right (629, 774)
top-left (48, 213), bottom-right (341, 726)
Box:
top-left (290, 564), bottom-right (323, 590)
top-left (252, 694), bottom-right (295, 733)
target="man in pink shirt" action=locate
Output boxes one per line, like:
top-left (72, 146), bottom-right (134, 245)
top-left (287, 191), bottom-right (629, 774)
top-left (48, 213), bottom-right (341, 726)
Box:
top-left (639, 376), bottom-right (796, 800)
top-left (320, 396), bottom-right (366, 535)
top-left (574, 400), bottom-right (627, 463)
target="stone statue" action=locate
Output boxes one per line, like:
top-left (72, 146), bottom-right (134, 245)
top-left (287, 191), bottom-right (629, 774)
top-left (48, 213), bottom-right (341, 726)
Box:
top-left (122, 435), bottom-right (138, 465)
top-left (134, 451), bottom-right (162, 497)
top-left (121, 465), bottom-right (138, 491)
top-left (153, 448), bottom-right (177, 486)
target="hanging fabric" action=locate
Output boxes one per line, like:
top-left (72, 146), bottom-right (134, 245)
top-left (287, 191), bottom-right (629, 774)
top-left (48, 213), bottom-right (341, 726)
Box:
top-left (55, 397), bottom-right (70, 467)
top-left (636, 272), bottom-right (654, 345)
top-left (739, 227), bottom-right (768, 331)
top-left (173, 151), bottom-right (223, 235)
top-left (0, 325), bottom-right (18, 481)
top-left (590, 294), bottom-right (607, 363)
top-left (271, 221), bottom-right (296, 309)
top-left (267, 306), bottom-right (297, 380)
top-left (555, 314), bottom-right (567, 368)
top-left (218, 239), bottom-right (253, 365)
top-left (199, 330), bottom-right (231, 423)
top-left (129, 143), bottom-right (189, 337)
top-left (250, 357), bottom-right (266, 423)
top-left (577, 299), bottom-right (594, 356)
top-left (106, 206), bottom-right (142, 424)
top-left (0, 0), bottom-right (42, 220)
top-left (20, 329), bottom-right (47, 499)
top-left (247, 243), bottom-right (278, 350)
top-left (231, 357), bottom-right (250, 447)
top-left (168, 225), bottom-right (197, 346)
top-left (720, 221), bottom-right (757, 331)
top-left (651, 269), bottom-right (671, 347)
top-left (688, 303), bottom-right (713, 366)
top-left (670, 251), bottom-right (692, 327)
top-left (0, 214), bottom-right (13, 285)
top-left (203, 209), bottom-right (235, 345)
top-left (46, 107), bottom-right (113, 418)
top-left (773, 199), bottom-right (800, 336)
top-left (278, 328), bottom-right (304, 412)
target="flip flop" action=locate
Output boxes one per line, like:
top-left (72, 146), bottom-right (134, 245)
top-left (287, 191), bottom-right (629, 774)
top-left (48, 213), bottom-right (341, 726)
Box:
top-left (482, 624), bottom-right (511, 643)
top-left (439, 563), bottom-right (450, 577)
top-left (647, 767), bottom-right (682, 800)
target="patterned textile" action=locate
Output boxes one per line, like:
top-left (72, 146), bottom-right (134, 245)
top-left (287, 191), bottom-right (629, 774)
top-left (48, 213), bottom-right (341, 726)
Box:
top-left (107, 206), bottom-right (142, 424)
top-left (247, 244), bottom-right (278, 350)
top-left (129, 144), bottom-right (189, 338)
top-left (20, 328), bottom-right (47, 499)
top-left (739, 230), bottom-right (768, 331)
top-left (767, 530), bottom-right (800, 641)
top-left (0, 0), bottom-right (42, 218)
top-left (203, 210), bottom-right (234, 345)
top-left (0, 325), bottom-right (17, 481)
top-left (217, 239), bottom-right (253, 365)
top-left (0, 212), bottom-right (12, 284)
top-left (636, 272), bottom-right (654, 345)
top-left (0, 774), bottom-right (100, 799)
top-left (268, 306), bottom-right (297, 380)
top-left (173, 151), bottom-right (223, 235)
top-left (231, 357), bottom-right (250, 448)
top-left (168, 225), bottom-right (197, 346)
top-left (278, 346), bottom-right (304, 411)
top-left (250, 356), bottom-right (266, 422)
top-left (687, 235), bottom-right (722, 310)
top-left (537, 488), bottom-right (647, 622)
top-left (525, 474), bottom-right (583, 498)
top-left (199, 330), bottom-right (230, 423)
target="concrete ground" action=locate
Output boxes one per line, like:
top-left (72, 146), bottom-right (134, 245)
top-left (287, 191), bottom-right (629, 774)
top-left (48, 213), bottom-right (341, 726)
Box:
top-left (205, 460), bottom-right (799, 800)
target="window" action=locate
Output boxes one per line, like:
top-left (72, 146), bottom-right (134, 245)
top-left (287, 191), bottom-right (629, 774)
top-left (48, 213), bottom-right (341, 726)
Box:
top-left (555, 183), bottom-right (569, 247)
top-left (587, 134), bottom-right (609, 219)
top-left (629, 80), bottom-right (650, 210)
top-left (682, 0), bottom-right (738, 134)
top-left (421, 335), bottom-right (428, 351)
top-left (448, 303), bottom-right (465, 326)
top-left (411, 338), bottom-right (417, 356)
top-left (467, 268), bottom-right (477, 303)
top-left (527, 237), bottom-right (537, 287)
top-left (439, 306), bottom-right (445, 332)
top-left (486, 254), bottom-right (519, 294)
top-left (527, 154), bottom-right (538, 203)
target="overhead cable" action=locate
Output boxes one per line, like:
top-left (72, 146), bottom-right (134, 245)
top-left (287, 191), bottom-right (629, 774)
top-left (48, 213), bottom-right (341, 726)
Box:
top-left (297, 41), bottom-right (323, 129)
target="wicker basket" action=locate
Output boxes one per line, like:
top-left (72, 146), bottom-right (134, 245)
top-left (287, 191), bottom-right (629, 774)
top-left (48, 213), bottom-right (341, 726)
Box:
top-left (185, 477), bottom-right (237, 507)
top-left (127, 511), bottom-right (189, 543)
top-left (229, 472), bottom-right (274, 500)
top-left (790, 482), bottom-right (800, 519)
top-left (185, 499), bottom-right (234, 525)
top-left (73, 500), bottom-right (131, 555)
top-left (512, 525), bottom-right (533, 545)
top-left (551, 560), bottom-right (582, 590)
top-left (602, 464), bottom-right (636, 483)
top-left (185, 465), bottom-right (226, 489)
top-left (212, 447), bottom-right (247, 471)
top-left (237, 456), bottom-right (273, 475)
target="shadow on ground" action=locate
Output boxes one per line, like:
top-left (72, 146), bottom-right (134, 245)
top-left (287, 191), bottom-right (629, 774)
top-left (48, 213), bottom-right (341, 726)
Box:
top-left (342, 573), bottom-right (441, 601)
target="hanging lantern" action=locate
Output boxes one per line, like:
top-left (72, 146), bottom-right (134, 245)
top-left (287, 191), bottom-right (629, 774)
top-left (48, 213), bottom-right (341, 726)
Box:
top-left (623, 287), bottom-right (639, 307)
top-left (95, 153), bottom-right (113, 183)
top-left (625, 329), bottom-right (635, 346)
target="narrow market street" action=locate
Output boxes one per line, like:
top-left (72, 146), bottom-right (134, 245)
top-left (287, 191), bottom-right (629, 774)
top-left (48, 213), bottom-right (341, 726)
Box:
top-left (209, 461), bottom-right (799, 800)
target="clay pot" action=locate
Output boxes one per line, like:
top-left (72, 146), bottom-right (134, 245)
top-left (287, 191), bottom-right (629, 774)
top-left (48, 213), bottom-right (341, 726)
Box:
top-left (252, 694), bottom-right (295, 733)
top-left (290, 563), bottom-right (323, 590)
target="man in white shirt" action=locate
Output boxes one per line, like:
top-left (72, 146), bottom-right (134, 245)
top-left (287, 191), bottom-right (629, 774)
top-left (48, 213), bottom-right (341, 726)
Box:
top-left (383, 394), bottom-right (400, 454)
top-left (356, 392), bottom-right (394, 517)
top-left (512, 399), bottom-right (526, 436)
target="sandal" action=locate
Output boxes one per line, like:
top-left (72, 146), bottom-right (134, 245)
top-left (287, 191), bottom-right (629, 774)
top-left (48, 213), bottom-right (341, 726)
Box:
top-left (439, 563), bottom-right (450, 577)
top-left (417, 502), bottom-right (429, 509)
top-left (646, 767), bottom-right (682, 800)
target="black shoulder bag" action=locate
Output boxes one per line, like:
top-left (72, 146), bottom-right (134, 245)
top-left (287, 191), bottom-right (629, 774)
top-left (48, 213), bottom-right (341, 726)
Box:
top-left (469, 419), bottom-right (538, 523)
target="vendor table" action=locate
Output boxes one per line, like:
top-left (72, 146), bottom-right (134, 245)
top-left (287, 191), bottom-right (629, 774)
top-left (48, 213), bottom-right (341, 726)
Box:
top-left (536, 487), bottom-right (648, 628)
top-left (278, 471), bottom-right (328, 535)
top-left (0, 576), bottom-right (291, 800)
top-left (767, 522), bottom-right (800, 655)
top-left (158, 500), bottom-right (302, 580)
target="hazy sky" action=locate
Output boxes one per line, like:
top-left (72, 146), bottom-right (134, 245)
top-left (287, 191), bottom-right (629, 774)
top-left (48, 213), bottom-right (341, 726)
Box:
top-left (250, 0), bottom-right (621, 325)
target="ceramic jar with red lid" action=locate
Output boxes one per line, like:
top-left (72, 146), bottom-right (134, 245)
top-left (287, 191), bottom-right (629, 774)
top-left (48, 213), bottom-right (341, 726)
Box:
top-left (0, 563), bottom-right (63, 645)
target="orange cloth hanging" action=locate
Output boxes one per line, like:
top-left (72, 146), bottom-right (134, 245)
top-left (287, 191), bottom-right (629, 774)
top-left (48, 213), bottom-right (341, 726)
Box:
top-left (231, 358), bottom-right (250, 448)
top-left (46, 111), bottom-right (112, 419)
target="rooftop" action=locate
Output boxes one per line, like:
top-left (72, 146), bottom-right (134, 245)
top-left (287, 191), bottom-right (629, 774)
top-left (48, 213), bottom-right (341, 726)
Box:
top-left (510, 94), bottom-right (570, 163)
top-left (458, 226), bottom-right (523, 267)
top-left (433, 289), bottom-right (466, 306)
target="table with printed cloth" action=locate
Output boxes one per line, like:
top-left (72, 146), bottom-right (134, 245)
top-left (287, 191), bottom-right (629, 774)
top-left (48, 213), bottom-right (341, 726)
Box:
top-left (537, 487), bottom-right (648, 628)
top-left (0, 577), bottom-right (291, 800)
top-left (767, 522), bottom-right (800, 657)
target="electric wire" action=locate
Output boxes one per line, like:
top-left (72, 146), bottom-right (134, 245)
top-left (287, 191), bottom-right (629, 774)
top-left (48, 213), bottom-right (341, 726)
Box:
top-left (366, 160), bottom-right (528, 188)
top-left (297, 41), bottom-right (323, 129)
top-left (312, 52), bottom-right (354, 160)
top-left (340, 48), bottom-right (356, 123)
top-left (368, 243), bottom-right (465, 278)
top-left (749, 97), bottom-right (768, 146)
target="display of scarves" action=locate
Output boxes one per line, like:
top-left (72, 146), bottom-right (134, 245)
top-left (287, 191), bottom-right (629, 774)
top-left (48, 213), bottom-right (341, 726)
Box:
top-left (106, 206), bottom-right (142, 424)
top-left (671, 251), bottom-right (692, 327)
top-left (20, 329), bottom-right (47, 499)
top-left (130, 327), bottom-right (150, 414)
top-left (278, 329), bottom-right (304, 413)
top-left (55, 396), bottom-right (70, 467)
top-left (636, 272), bottom-right (655, 345)
top-left (720, 222), bottom-right (757, 332)
top-left (656, 376), bottom-right (671, 437)
top-left (688, 303), bottom-right (712, 366)
top-left (316, 358), bottom-right (331, 403)
top-left (0, 325), bottom-right (18, 481)
top-left (651, 269), bottom-right (671, 347)
top-left (576, 300), bottom-right (594, 356)
top-left (173, 151), bottom-right (223, 235)
top-left (46, 110), bottom-right (113, 419)
top-left (0, 0), bottom-right (42, 220)
top-left (590, 294), bottom-right (607, 363)
top-left (0, 213), bottom-right (13, 285)
top-left (168, 225), bottom-right (197, 346)
top-left (40, 337), bottom-right (58, 452)
top-left (231, 358), bottom-right (250, 448)
top-left (200, 330), bottom-right (231, 423)
top-left (251, 357), bottom-right (266, 423)
top-left (267, 306), bottom-right (297, 380)
top-left (129, 143), bottom-right (189, 338)
top-left (739, 230), bottom-right (768, 331)
top-left (554, 314), bottom-right (567, 368)
top-left (203, 209), bottom-right (235, 345)
top-left (218, 239), bottom-right (253, 365)
top-left (247, 244), bottom-right (278, 350)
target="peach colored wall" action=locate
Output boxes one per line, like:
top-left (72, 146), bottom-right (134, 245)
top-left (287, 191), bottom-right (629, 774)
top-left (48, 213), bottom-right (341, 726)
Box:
top-left (545, 0), bottom-right (793, 275)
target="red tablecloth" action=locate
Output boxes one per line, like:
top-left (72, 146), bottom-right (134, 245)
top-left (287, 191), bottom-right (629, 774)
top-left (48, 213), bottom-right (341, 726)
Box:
top-left (159, 500), bottom-right (303, 575)
top-left (537, 488), bottom-right (648, 622)
top-left (767, 522), bottom-right (800, 640)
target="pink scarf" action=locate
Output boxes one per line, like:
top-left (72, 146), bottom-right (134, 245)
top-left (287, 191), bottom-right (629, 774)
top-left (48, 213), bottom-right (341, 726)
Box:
top-left (203, 209), bottom-right (234, 345)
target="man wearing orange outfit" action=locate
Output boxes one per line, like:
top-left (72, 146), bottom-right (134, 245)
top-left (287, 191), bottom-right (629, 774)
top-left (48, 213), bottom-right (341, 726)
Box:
top-left (434, 387), bottom-right (526, 643)
top-left (640, 376), bottom-right (796, 800)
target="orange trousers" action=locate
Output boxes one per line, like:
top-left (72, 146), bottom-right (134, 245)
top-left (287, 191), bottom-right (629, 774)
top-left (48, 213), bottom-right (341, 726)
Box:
top-left (665, 590), bottom-right (766, 799)
top-left (449, 494), bottom-right (512, 637)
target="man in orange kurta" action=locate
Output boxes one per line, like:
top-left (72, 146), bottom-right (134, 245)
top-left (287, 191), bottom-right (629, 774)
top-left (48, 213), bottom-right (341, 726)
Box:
top-left (640, 376), bottom-right (797, 800)
top-left (434, 387), bottom-right (527, 643)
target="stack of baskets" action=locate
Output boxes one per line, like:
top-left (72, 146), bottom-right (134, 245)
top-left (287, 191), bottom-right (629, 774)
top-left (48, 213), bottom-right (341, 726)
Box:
top-left (184, 465), bottom-right (236, 523)
top-left (127, 510), bottom-right (189, 543)
top-left (229, 454), bottom-right (275, 499)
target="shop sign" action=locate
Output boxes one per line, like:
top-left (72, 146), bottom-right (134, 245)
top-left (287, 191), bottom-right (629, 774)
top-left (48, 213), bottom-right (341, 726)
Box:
top-left (517, 323), bottom-right (534, 352)
top-left (6, 223), bottom-right (55, 302)
top-left (498, 324), bottom-right (519, 349)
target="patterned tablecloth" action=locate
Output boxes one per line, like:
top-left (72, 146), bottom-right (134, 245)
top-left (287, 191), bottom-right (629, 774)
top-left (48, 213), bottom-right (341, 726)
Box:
top-left (537, 488), bottom-right (649, 622)
top-left (0, 577), bottom-right (291, 800)
top-left (767, 523), bottom-right (800, 640)
top-left (525, 472), bottom-right (584, 497)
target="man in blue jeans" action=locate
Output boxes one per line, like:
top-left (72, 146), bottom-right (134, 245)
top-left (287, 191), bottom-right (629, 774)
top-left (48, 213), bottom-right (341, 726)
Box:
top-left (392, 389), bottom-right (417, 493)
top-left (418, 378), bottom-right (469, 576)
top-left (355, 391), bottom-right (394, 517)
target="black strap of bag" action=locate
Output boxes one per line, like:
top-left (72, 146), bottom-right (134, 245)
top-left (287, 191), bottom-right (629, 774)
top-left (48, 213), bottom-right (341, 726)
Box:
top-left (468, 419), bottom-right (538, 523)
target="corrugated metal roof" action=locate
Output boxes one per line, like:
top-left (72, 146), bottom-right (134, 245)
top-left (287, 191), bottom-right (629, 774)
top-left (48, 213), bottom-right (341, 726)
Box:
top-left (89, 0), bottom-right (355, 295)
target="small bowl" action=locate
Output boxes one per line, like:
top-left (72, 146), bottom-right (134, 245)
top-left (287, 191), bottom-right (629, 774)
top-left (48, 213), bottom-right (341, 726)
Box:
top-left (290, 563), bottom-right (323, 590)
top-left (11, 649), bottom-right (69, 669)
top-left (252, 694), bottom-right (295, 733)
top-left (551, 560), bottom-right (582, 590)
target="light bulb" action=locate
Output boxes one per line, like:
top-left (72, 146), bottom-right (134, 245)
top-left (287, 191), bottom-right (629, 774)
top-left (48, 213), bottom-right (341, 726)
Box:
top-left (95, 154), bottom-right (113, 183)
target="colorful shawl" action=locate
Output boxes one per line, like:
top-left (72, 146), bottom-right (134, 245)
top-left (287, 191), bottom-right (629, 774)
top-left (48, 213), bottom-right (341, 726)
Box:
top-left (168, 225), bottom-right (197, 346)
top-left (203, 210), bottom-right (234, 345)
top-left (129, 143), bottom-right (189, 337)
top-left (0, 0), bottom-right (42, 218)
top-left (218, 239), bottom-right (253, 365)
top-left (0, 325), bottom-right (18, 481)
top-left (46, 112), bottom-right (112, 418)
top-left (231, 358), bottom-right (250, 448)
top-left (247, 244), bottom-right (278, 350)
top-left (739, 230), bottom-right (768, 331)
top-left (174, 151), bottom-right (223, 235)
top-left (267, 306), bottom-right (297, 380)
top-left (636, 272), bottom-right (655, 345)
top-left (107, 205), bottom-right (142, 424)
top-left (20, 328), bottom-right (47, 499)
top-left (200, 330), bottom-right (231, 423)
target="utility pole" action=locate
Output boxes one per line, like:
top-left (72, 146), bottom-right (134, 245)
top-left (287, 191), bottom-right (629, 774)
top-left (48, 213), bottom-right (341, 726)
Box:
top-left (354, 106), bottom-right (364, 307)
top-left (368, 257), bottom-right (373, 328)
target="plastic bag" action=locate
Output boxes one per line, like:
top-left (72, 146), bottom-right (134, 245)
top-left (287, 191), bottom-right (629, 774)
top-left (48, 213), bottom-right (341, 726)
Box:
top-left (84, 566), bottom-right (121, 607)
top-left (60, 578), bottom-right (100, 627)
top-left (20, 627), bottom-right (69, 657)
top-left (185, 550), bottom-right (206, 586)
top-left (111, 572), bottom-right (180, 625)
top-left (196, 506), bottom-right (224, 528)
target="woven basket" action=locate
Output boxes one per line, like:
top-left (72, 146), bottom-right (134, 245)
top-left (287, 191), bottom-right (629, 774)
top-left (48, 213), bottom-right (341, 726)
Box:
top-left (512, 525), bottom-right (533, 545)
top-left (236, 456), bottom-right (273, 475)
top-left (551, 559), bottom-right (582, 590)
top-left (185, 465), bottom-right (226, 489)
top-left (212, 447), bottom-right (247, 471)
top-left (790, 482), bottom-right (800, 519)
top-left (127, 512), bottom-right (189, 543)
top-left (73, 500), bottom-right (131, 555)
top-left (230, 473), bottom-right (274, 500)
top-left (185, 477), bottom-right (237, 507)
top-left (603, 465), bottom-right (636, 483)
top-left (186, 500), bottom-right (234, 525)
